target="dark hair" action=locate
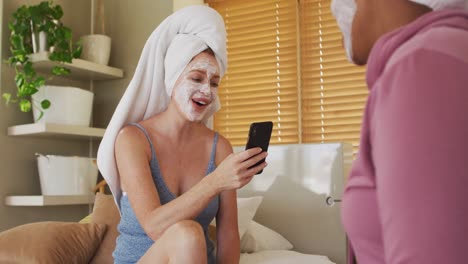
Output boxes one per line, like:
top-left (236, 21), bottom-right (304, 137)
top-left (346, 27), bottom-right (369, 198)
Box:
top-left (203, 47), bottom-right (215, 56)
top-left (189, 47), bottom-right (215, 63)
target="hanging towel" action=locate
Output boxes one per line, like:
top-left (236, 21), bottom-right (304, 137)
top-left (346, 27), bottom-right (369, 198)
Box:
top-left (97, 5), bottom-right (227, 211)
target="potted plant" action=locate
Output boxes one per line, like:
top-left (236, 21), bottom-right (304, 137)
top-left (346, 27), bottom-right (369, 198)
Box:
top-left (2, 1), bottom-right (82, 120)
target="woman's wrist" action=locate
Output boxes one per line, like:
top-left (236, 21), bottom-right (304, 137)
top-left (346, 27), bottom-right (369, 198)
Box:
top-left (204, 172), bottom-right (224, 195)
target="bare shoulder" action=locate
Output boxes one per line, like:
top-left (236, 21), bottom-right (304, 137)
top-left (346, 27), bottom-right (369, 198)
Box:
top-left (116, 125), bottom-right (145, 145)
top-left (215, 134), bottom-right (233, 164)
top-left (115, 124), bottom-right (150, 159)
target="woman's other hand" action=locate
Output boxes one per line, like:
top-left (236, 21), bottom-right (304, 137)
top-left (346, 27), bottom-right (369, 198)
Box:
top-left (210, 147), bottom-right (268, 192)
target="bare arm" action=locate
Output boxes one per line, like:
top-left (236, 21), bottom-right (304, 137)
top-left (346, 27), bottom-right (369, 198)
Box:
top-left (116, 126), bottom-right (267, 241)
top-left (215, 136), bottom-right (240, 264)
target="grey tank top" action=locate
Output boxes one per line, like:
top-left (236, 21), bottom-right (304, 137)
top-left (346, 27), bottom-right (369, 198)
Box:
top-left (113, 123), bottom-right (219, 264)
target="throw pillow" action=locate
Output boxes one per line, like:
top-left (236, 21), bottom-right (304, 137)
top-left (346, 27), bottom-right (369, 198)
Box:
top-left (89, 193), bottom-right (120, 264)
top-left (210, 196), bottom-right (263, 242)
top-left (240, 220), bottom-right (293, 253)
top-left (79, 213), bottom-right (93, 224)
top-left (0, 221), bottom-right (106, 264)
top-left (237, 196), bottom-right (263, 238)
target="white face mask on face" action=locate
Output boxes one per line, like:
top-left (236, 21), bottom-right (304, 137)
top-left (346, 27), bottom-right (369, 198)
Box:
top-left (173, 56), bottom-right (220, 122)
top-left (331, 0), bottom-right (357, 63)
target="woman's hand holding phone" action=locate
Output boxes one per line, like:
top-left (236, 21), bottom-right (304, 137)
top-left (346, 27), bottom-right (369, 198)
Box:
top-left (210, 147), bottom-right (268, 192)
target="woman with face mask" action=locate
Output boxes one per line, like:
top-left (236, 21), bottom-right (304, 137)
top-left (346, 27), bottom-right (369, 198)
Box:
top-left (97, 6), bottom-right (267, 264)
top-left (331, 0), bottom-right (468, 263)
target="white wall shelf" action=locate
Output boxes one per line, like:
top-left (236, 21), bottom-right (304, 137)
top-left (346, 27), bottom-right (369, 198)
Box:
top-left (29, 52), bottom-right (124, 81)
top-left (8, 123), bottom-right (105, 139)
top-left (5, 195), bottom-right (95, 206)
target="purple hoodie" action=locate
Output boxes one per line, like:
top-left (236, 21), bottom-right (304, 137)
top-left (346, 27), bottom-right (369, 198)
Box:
top-left (341, 10), bottom-right (468, 264)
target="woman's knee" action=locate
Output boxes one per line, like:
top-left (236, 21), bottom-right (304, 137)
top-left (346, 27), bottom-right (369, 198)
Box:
top-left (166, 220), bottom-right (205, 248)
top-left (141, 220), bottom-right (206, 263)
top-left (166, 220), bottom-right (206, 252)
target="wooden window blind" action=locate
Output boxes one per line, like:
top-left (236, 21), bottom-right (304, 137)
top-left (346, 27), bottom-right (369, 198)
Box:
top-left (208, 0), bottom-right (299, 146)
top-left (299, 0), bottom-right (368, 154)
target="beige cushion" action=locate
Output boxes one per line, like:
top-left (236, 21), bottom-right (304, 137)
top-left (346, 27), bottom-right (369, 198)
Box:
top-left (208, 224), bottom-right (217, 242)
top-left (79, 213), bottom-right (93, 224)
top-left (89, 193), bottom-right (120, 264)
top-left (0, 221), bottom-right (106, 264)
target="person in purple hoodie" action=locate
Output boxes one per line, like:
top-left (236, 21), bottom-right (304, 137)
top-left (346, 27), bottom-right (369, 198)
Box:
top-left (330, 0), bottom-right (468, 263)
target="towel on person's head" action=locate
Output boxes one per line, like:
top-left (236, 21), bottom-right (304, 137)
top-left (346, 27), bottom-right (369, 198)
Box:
top-left (97, 5), bottom-right (227, 211)
top-left (409, 0), bottom-right (468, 10)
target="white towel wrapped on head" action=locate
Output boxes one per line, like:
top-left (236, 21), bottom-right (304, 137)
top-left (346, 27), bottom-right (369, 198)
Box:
top-left (97, 5), bottom-right (227, 211)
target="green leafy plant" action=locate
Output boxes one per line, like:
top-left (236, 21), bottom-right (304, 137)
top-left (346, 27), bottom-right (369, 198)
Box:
top-left (2, 1), bottom-right (82, 120)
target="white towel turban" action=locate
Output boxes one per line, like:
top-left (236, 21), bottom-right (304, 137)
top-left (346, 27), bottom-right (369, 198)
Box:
top-left (97, 5), bottom-right (227, 210)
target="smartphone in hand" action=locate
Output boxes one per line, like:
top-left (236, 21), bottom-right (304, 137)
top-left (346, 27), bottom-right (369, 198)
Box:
top-left (245, 121), bottom-right (273, 174)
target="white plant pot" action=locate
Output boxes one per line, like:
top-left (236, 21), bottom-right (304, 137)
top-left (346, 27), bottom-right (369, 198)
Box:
top-left (32, 31), bottom-right (48, 53)
top-left (80, 34), bottom-right (111, 65)
top-left (36, 154), bottom-right (98, 196)
top-left (31, 85), bottom-right (94, 126)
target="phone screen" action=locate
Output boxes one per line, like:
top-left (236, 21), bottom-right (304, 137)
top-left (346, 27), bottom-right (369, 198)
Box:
top-left (245, 121), bottom-right (273, 174)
